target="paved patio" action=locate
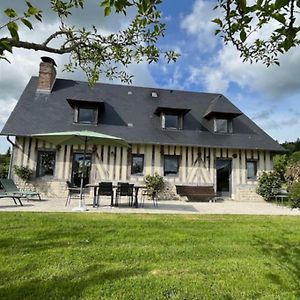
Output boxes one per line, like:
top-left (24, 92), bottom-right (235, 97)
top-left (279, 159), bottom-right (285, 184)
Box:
top-left (0, 196), bottom-right (299, 215)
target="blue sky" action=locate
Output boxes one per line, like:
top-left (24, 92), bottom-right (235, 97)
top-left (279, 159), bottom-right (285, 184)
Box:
top-left (0, 0), bottom-right (300, 153)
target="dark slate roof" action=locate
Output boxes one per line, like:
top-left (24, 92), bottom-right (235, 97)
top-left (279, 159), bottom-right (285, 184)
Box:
top-left (204, 95), bottom-right (242, 119)
top-left (1, 77), bottom-right (285, 152)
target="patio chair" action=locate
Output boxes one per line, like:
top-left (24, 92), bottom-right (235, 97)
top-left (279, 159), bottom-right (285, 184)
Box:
top-left (0, 189), bottom-right (23, 206)
top-left (96, 182), bottom-right (114, 207)
top-left (115, 183), bottom-right (134, 207)
top-left (65, 181), bottom-right (82, 206)
top-left (0, 178), bottom-right (41, 201)
top-left (141, 189), bottom-right (158, 207)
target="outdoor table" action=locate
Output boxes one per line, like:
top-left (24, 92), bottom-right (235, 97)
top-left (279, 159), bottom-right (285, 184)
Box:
top-left (85, 183), bottom-right (146, 208)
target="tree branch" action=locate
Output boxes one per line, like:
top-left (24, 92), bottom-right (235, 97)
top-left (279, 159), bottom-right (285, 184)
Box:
top-left (6, 38), bottom-right (75, 54)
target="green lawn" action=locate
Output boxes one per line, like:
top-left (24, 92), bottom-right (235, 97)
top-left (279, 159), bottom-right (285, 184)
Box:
top-left (0, 213), bottom-right (299, 300)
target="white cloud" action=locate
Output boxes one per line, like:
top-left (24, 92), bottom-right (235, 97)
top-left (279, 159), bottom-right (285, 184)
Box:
top-left (181, 0), bottom-right (220, 53)
top-left (180, 0), bottom-right (300, 98)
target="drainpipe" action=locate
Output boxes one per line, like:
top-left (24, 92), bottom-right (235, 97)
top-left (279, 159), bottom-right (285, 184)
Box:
top-left (6, 136), bottom-right (18, 179)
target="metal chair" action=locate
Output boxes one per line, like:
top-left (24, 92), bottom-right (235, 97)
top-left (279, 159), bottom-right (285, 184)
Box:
top-left (141, 189), bottom-right (158, 207)
top-left (97, 182), bottom-right (114, 207)
top-left (115, 183), bottom-right (134, 207)
top-left (65, 181), bottom-right (81, 206)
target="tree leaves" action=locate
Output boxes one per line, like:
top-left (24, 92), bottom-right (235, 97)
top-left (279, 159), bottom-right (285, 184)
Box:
top-left (214, 0), bottom-right (300, 67)
top-left (275, 0), bottom-right (290, 9)
top-left (21, 18), bottom-right (33, 30)
top-left (7, 22), bottom-right (19, 40)
top-left (4, 8), bottom-right (17, 18)
top-left (0, 0), bottom-right (179, 85)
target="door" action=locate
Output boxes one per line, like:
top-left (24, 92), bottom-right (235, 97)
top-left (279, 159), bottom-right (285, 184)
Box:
top-left (71, 153), bottom-right (92, 187)
top-left (216, 159), bottom-right (232, 197)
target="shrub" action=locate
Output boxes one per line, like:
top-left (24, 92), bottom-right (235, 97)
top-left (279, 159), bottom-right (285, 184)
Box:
top-left (0, 150), bottom-right (11, 178)
top-left (288, 181), bottom-right (300, 209)
top-left (273, 154), bottom-right (288, 181)
top-left (14, 165), bottom-right (33, 181)
top-left (144, 173), bottom-right (165, 200)
top-left (285, 161), bottom-right (300, 186)
top-left (289, 151), bottom-right (300, 163)
top-left (256, 171), bottom-right (281, 201)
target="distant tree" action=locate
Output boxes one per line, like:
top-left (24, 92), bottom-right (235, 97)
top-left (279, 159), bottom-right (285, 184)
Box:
top-left (0, 149), bottom-right (11, 179)
top-left (0, 0), bottom-right (179, 84)
top-left (214, 0), bottom-right (300, 66)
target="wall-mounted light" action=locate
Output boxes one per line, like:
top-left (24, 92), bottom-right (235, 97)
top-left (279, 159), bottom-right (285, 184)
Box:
top-left (56, 145), bottom-right (61, 150)
top-left (232, 153), bottom-right (238, 158)
top-left (92, 145), bottom-right (97, 153)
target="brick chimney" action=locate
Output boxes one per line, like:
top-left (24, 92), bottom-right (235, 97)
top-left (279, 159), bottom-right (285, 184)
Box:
top-left (37, 56), bottom-right (57, 93)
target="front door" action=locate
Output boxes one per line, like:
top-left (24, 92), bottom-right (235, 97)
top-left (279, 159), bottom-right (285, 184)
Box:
top-left (71, 153), bottom-right (92, 187)
top-left (216, 159), bottom-right (232, 197)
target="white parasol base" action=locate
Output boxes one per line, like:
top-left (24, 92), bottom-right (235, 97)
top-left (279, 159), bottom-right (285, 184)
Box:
top-left (72, 205), bottom-right (88, 212)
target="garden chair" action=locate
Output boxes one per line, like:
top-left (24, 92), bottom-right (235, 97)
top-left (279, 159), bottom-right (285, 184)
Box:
top-left (115, 183), bottom-right (134, 207)
top-left (0, 178), bottom-right (41, 201)
top-left (141, 189), bottom-right (158, 207)
top-left (0, 188), bottom-right (23, 206)
top-left (65, 181), bottom-right (83, 206)
top-left (96, 182), bottom-right (114, 207)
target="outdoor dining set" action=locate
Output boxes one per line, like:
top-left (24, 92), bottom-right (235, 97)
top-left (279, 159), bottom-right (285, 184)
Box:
top-left (66, 181), bottom-right (154, 209)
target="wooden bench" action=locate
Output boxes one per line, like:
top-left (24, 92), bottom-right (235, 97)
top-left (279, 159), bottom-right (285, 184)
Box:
top-left (176, 185), bottom-right (216, 202)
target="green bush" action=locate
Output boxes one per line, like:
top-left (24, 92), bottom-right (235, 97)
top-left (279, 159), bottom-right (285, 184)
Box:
top-left (273, 154), bottom-right (288, 181)
top-left (256, 171), bottom-right (282, 201)
top-left (0, 150), bottom-right (11, 178)
top-left (288, 181), bottom-right (300, 209)
top-left (144, 173), bottom-right (165, 200)
top-left (285, 161), bottom-right (300, 186)
top-left (289, 151), bottom-right (300, 163)
top-left (14, 165), bottom-right (33, 181)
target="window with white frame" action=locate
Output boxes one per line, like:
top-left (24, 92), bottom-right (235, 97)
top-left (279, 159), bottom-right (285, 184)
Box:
top-left (247, 160), bottom-right (257, 180)
top-left (214, 118), bottom-right (233, 133)
top-left (36, 151), bottom-right (56, 177)
top-left (164, 155), bottom-right (180, 176)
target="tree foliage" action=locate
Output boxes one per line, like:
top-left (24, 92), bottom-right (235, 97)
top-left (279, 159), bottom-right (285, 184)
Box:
top-left (0, 0), bottom-right (179, 84)
top-left (214, 0), bottom-right (300, 66)
top-left (0, 149), bottom-right (10, 179)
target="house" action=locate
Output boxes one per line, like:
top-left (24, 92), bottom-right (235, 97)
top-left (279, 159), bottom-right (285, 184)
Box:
top-left (0, 57), bottom-right (285, 201)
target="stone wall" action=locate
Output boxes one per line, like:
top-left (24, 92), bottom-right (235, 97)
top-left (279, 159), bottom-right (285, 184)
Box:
top-left (235, 184), bottom-right (264, 202)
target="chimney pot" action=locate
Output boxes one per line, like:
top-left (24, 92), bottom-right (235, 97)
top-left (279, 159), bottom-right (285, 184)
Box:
top-left (37, 57), bottom-right (57, 93)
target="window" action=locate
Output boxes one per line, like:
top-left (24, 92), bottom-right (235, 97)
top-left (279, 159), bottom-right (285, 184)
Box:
top-left (164, 155), bottom-right (180, 176)
top-left (74, 106), bottom-right (98, 124)
top-left (247, 160), bottom-right (257, 180)
top-left (131, 154), bottom-right (144, 175)
top-left (72, 153), bottom-right (92, 186)
top-left (214, 118), bottom-right (233, 133)
top-left (162, 113), bottom-right (183, 130)
top-left (36, 151), bottom-right (56, 177)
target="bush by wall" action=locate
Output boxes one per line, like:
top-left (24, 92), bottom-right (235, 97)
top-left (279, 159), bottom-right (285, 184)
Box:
top-left (14, 165), bottom-right (33, 182)
top-left (256, 171), bottom-right (282, 201)
top-left (145, 173), bottom-right (165, 200)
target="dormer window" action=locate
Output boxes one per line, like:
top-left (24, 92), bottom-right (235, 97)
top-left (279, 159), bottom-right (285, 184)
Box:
top-left (162, 113), bottom-right (183, 130)
top-left (67, 98), bottom-right (104, 125)
top-left (77, 107), bottom-right (98, 124)
top-left (214, 118), bottom-right (233, 133)
top-left (74, 106), bottom-right (98, 124)
top-left (154, 107), bottom-right (190, 131)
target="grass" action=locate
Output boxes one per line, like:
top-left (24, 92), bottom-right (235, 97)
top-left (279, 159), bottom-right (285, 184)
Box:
top-left (0, 213), bottom-right (299, 300)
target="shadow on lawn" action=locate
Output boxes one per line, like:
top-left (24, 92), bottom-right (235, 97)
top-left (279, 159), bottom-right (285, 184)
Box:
top-left (0, 264), bottom-right (148, 299)
top-left (253, 235), bottom-right (300, 296)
